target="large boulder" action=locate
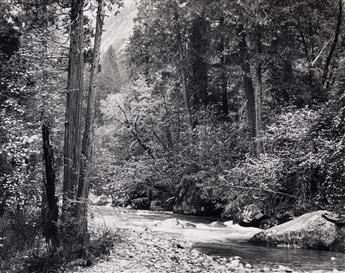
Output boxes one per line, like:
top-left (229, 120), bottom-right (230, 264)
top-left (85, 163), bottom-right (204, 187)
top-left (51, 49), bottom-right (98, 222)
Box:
top-left (250, 210), bottom-right (345, 252)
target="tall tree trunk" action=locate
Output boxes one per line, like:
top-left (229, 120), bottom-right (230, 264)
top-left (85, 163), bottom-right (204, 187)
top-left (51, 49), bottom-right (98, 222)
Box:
top-left (75, 0), bottom-right (105, 247)
top-left (220, 17), bottom-right (229, 120)
top-left (255, 63), bottom-right (263, 155)
top-left (62, 0), bottom-right (84, 247)
top-left (41, 0), bottom-right (58, 254)
top-left (42, 123), bottom-right (59, 254)
top-left (173, 7), bottom-right (192, 129)
top-left (238, 29), bottom-right (257, 153)
top-left (254, 33), bottom-right (263, 155)
top-left (190, 15), bottom-right (209, 108)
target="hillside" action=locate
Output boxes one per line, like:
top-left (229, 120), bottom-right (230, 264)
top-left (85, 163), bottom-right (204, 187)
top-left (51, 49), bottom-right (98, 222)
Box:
top-left (101, 0), bottom-right (137, 54)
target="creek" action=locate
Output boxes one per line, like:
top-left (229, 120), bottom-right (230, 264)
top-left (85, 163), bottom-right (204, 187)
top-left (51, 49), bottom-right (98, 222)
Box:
top-left (91, 206), bottom-right (345, 272)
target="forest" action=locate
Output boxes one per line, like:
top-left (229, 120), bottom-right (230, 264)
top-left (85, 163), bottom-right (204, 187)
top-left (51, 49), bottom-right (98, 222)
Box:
top-left (1, 0), bottom-right (345, 272)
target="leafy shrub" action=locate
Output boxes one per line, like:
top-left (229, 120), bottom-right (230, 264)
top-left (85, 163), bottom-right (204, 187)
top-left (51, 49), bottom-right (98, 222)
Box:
top-left (0, 208), bottom-right (42, 273)
top-left (24, 228), bottom-right (121, 273)
top-left (221, 101), bottom-right (345, 222)
top-left (220, 107), bottom-right (321, 221)
top-left (308, 97), bottom-right (345, 211)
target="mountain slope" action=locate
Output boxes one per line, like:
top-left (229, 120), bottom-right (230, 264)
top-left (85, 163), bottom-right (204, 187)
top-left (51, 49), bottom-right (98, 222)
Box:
top-left (101, 0), bottom-right (137, 54)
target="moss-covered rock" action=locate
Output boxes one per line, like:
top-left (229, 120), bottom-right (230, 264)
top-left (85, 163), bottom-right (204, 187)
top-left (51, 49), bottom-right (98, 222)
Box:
top-left (250, 210), bottom-right (345, 252)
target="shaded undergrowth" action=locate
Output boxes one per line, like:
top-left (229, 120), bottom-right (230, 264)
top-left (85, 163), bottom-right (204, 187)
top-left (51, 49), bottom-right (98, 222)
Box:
top-left (21, 229), bottom-right (122, 273)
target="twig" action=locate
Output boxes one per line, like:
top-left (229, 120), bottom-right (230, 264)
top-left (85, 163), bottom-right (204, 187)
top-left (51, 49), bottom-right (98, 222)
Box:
top-left (311, 39), bottom-right (331, 66)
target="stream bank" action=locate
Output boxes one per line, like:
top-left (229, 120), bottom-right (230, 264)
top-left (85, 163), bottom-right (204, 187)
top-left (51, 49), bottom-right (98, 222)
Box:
top-left (74, 229), bottom-right (297, 273)
top-left (75, 228), bottom-right (344, 273)
top-left (68, 206), bottom-right (345, 273)
top-left (75, 206), bottom-right (345, 273)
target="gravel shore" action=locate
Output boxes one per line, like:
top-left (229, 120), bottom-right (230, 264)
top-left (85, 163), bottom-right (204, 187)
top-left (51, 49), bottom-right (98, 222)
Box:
top-left (71, 228), bottom-right (342, 273)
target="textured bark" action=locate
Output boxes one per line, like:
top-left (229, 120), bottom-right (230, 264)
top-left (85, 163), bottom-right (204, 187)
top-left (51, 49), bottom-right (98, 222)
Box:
top-left (63, 0), bottom-right (84, 205)
top-left (239, 30), bottom-right (256, 152)
top-left (41, 0), bottom-right (58, 254)
top-left (42, 123), bottom-right (59, 253)
top-left (174, 7), bottom-right (192, 128)
top-left (219, 17), bottom-right (229, 120)
top-left (75, 0), bottom-right (105, 245)
top-left (128, 124), bottom-right (155, 159)
top-left (254, 34), bottom-right (263, 155)
top-left (190, 16), bottom-right (209, 108)
top-left (62, 0), bottom-right (84, 249)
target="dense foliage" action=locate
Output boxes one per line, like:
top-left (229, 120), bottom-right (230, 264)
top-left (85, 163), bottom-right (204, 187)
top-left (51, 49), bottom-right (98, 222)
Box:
top-left (1, 0), bottom-right (345, 270)
top-left (91, 0), bottom-right (345, 223)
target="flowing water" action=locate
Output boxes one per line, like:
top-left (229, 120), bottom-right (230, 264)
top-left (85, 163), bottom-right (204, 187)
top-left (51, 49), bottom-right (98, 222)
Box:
top-left (91, 206), bottom-right (345, 272)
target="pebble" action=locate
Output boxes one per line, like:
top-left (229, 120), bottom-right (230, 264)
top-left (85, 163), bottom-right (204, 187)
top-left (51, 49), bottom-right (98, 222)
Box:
top-left (278, 265), bottom-right (293, 272)
top-left (118, 260), bottom-right (131, 267)
top-left (261, 267), bottom-right (270, 272)
top-left (245, 263), bottom-right (252, 269)
top-left (230, 260), bottom-right (240, 267)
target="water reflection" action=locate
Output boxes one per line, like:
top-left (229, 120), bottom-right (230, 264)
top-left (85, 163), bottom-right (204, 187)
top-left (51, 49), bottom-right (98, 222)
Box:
top-left (194, 241), bottom-right (345, 271)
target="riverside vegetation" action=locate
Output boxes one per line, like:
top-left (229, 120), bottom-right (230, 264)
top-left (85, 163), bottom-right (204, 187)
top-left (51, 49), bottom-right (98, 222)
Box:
top-left (1, 0), bottom-right (345, 272)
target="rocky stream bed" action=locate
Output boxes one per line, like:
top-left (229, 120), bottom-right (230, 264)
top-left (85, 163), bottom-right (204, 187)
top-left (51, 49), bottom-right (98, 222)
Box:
top-left (70, 206), bottom-right (345, 273)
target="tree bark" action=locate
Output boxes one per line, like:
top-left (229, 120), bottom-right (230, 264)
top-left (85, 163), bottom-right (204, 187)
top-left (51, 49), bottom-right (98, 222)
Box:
top-left (173, 6), bottom-right (193, 129)
top-left (254, 33), bottom-right (263, 156)
top-left (41, 0), bottom-right (58, 254)
top-left (220, 17), bottom-right (229, 120)
top-left (238, 29), bottom-right (256, 153)
top-left (128, 123), bottom-right (155, 159)
top-left (42, 123), bottom-right (59, 254)
top-left (75, 0), bottom-right (105, 247)
top-left (62, 0), bottom-right (84, 248)
top-left (190, 15), bottom-right (209, 108)
top-left (255, 63), bottom-right (263, 155)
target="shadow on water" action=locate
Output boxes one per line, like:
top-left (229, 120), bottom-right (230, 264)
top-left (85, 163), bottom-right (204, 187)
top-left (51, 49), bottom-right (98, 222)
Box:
top-left (130, 209), bottom-right (217, 224)
top-left (194, 241), bottom-right (345, 271)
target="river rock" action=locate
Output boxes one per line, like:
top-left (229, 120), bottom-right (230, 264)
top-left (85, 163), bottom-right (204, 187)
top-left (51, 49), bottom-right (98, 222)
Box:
top-left (154, 218), bottom-right (184, 229)
top-left (184, 222), bottom-right (197, 228)
top-left (250, 210), bottom-right (345, 252)
top-left (245, 263), bottom-right (252, 269)
top-left (229, 259), bottom-right (240, 267)
top-left (118, 259), bottom-right (131, 267)
top-left (210, 221), bottom-right (227, 227)
top-left (278, 265), bottom-right (293, 272)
